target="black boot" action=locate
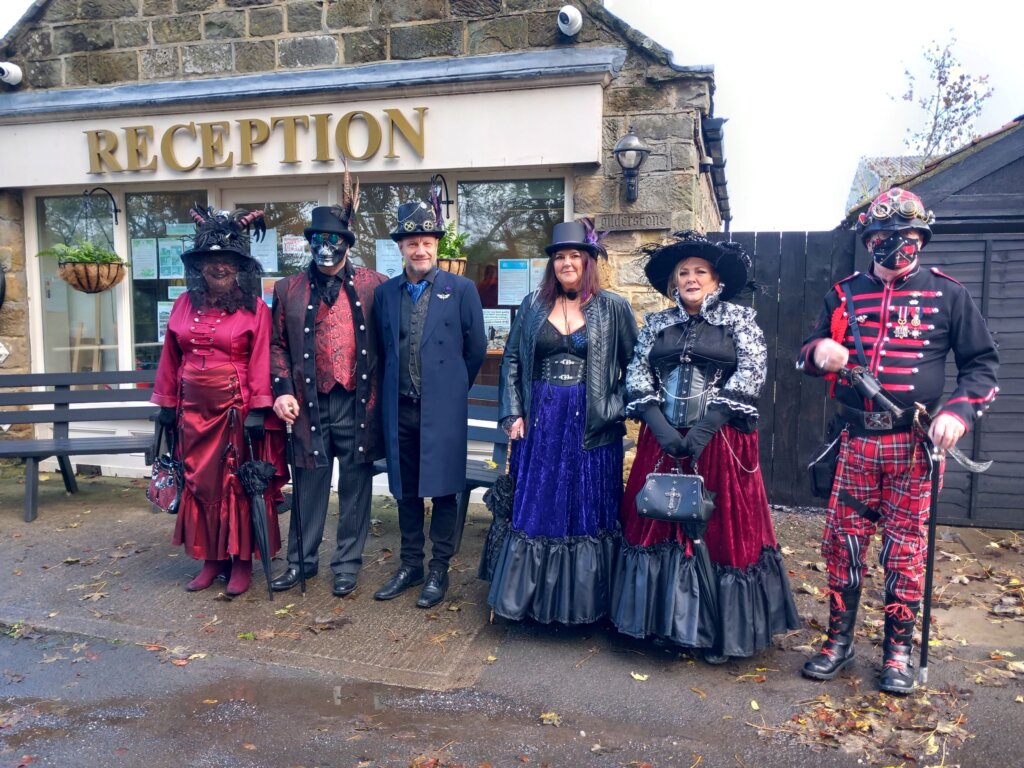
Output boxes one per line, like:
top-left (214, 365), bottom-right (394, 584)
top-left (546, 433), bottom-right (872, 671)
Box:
top-left (802, 589), bottom-right (860, 681)
top-left (878, 596), bottom-right (919, 695)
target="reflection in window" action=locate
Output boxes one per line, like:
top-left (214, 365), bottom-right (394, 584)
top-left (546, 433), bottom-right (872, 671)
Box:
top-left (458, 179), bottom-right (564, 308)
top-left (36, 195), bottom-right (118, 373)
top-left (358, 182), bottom-right (431, 274)
top-left (235, 200), bottom-right (318, 278)
top-left (126, 192), bottom-right (207, 371)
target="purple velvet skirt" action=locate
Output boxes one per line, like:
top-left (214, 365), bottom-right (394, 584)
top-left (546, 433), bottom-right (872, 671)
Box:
top-left (484, 380), bottom-right (622, 624)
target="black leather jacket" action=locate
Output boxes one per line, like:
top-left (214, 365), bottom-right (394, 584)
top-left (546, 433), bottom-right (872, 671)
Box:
top-left (500, 290), bottom-right (638, 450)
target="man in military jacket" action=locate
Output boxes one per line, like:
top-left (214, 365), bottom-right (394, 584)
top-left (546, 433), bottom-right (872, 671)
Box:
top-left (798, 187), bottom-right (998, 694)
top-left (269, 198), bottom-right (385, 597)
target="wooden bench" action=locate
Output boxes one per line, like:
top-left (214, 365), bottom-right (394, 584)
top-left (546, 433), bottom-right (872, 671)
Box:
top-left (373, 383), bottom-right (507, 554)
top-left (0, 370), bottom-right (159, 522)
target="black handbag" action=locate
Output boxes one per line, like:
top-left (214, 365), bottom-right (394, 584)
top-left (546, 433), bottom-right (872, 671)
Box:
top-left (146, 421), bottom-right (183, 514)
top-left (635, 457), bottom-right (715, 531)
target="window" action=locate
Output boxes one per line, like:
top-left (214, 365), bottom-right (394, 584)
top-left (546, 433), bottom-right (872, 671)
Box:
top-left (125, 191), bottom-right (207, 371)
top-left (35, 195), bottom-right (119, 373)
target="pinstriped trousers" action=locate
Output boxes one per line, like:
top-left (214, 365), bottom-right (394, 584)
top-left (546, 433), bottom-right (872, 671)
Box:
top-left (287, 385), bottom-right (373, 576)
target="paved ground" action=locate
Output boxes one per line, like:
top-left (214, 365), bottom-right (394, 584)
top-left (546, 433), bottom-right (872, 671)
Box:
top-left (2, 466), bottom-right (1024, 766)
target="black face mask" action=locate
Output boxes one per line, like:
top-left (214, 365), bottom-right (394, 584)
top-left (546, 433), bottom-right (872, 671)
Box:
top-left (871, 232), bottom-right (919, 270)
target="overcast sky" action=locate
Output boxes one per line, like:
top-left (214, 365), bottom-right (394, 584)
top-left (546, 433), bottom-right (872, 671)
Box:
top-left (3, 1), bottom-right (1020, 231)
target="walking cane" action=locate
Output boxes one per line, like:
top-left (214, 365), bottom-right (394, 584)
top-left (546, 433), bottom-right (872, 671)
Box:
top-left (284, 423), bottom-right (307, 595)
top-left (918, 442), bottom-right (943, 686)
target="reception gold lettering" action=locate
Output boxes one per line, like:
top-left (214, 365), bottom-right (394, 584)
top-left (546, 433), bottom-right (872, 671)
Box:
top-left (123, 125), bottom-right (157, 172)
top-left (270, 115), bottom-right (309, 164)
top-left (383, 107), bottom-right (426, 159)
top-left (161, 123), bottom-right (200, 172)
top-left (84, 107), bottom-right (427, 173)
top-left (335, 110), bottom-right (381, 161)
top-left (311, 113), bottom-right (332, 162)
top-left (237, 118), bottom-right (270, 166)
top-left (85, 129), bottom-right (123, 174)
top-left (198, 121), bottom-right (232, 169)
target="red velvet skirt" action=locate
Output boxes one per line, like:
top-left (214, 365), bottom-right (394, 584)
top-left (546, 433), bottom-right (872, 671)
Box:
top-left (621, 424), bottom-right (776, 568)
top-left (172, 364), bottom-right (282, 561)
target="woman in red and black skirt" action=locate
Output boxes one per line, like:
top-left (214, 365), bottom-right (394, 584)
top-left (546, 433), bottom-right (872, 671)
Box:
top-left (610, 231), bottom-right (799, 663)
top-left (152, 207), bottom-right (286, 597)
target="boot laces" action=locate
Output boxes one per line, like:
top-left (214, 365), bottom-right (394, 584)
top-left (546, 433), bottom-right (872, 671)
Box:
top-left (884, 602), bottom-right (915, 622)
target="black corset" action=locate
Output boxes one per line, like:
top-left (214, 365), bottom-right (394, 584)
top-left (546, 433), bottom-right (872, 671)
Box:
top-left (652, 318), bottom-right (737, 427)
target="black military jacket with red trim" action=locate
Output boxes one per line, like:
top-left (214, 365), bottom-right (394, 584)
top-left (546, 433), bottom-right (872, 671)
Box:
top-left (799, 263), bottom-right (998, 431)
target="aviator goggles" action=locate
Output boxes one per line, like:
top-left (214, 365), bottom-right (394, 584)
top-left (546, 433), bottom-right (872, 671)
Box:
top-left (310, 232), bottom-right (346, 248)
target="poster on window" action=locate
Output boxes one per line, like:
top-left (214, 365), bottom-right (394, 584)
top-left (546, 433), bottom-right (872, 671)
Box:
top-left (156, 301), bottom-right (174, 342)
top-left (530, 258), bottom-right (548, 292)
top-left (375, 239), bottom-right (403, 278)
top-left (497, 259), bottom-right (530, 305)
top-left (131, 238), bottom-right (158, 279)
top-left (250, 227), bottom-right (279, 273)
top-left (164, 222), bottom-right (193, 252)
top-left (482, 309), bottom-right (511, 351)
top-left (158, 240), bottom-right (185, 279)
top-left (261, 277), bottom-right (279, 306)
top-left (168, 286), bottom-right (187, 300)
top-left (282, 234), bottom-right (307, 256)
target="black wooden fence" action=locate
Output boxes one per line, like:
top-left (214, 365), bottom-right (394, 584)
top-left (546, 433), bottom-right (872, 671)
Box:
top-left (732, 230), bottom-right (1023, 529)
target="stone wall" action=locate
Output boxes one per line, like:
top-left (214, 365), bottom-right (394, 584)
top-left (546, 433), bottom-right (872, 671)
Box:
top-left (0, 191), bottom-right (29, 373)
top-left (2, 0), bottom-right (724, 314)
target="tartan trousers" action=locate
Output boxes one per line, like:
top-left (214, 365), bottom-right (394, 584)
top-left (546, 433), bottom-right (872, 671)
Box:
top-left (823, 430), bottom-right (941, 603)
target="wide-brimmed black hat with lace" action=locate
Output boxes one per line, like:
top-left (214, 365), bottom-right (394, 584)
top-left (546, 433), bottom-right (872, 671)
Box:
top-left (642, 230), bottom-right (753, 301)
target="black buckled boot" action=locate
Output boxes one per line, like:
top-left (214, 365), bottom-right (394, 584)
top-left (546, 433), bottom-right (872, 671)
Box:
top-left (878, 596), bottom-right (919, 695)
top-left (802, 588), bottom-right (861, 680)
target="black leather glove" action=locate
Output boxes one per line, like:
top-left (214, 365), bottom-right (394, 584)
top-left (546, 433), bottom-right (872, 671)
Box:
top-left (676, 405), bottom-right (731, 461)
top-left (244, 408), bottom-right (267, 443)
top-left (157, 406), bottom-right (177, 427)
top-left (642, 403), bottom-right (686, 456)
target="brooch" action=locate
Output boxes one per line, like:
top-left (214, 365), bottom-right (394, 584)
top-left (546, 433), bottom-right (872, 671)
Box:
top-left (436, 287), bottom-right (452, 300)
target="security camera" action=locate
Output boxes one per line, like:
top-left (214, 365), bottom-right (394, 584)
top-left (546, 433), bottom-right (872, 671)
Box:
top-left (557, 5), bottom-right (583, 37)
top-left (0, 63), bottom-right (23, 86)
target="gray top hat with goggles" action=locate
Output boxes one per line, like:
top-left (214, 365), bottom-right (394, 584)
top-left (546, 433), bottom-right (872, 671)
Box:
top-left (390, 201), bottom-right (445, 242)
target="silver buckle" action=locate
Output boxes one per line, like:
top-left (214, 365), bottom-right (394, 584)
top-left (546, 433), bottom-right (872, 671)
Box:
top-left (864, 411), bottom-right (893, 430)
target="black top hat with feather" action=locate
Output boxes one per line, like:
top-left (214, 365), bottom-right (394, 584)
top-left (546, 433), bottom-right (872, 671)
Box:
top-left (304, 159), bottom-right (359, 246)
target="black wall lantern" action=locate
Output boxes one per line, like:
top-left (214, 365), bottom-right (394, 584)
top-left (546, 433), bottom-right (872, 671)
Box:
top-left (612, 127), bottom-right (650, 204)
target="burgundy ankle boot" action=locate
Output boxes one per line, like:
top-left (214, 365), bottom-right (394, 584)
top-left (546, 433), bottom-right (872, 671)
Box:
top-left (226, 557), bottom-right (252, 597)
top-left (187, 560), bottom-right (228, 592)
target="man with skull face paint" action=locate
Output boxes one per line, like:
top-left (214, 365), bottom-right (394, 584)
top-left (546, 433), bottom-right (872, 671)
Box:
top-left (798, 187), bottom-right (998, 693)
top-left (268, 189), bottom-right (386, 597)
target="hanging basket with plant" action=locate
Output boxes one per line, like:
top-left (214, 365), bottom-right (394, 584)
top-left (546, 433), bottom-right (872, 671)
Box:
top-left (41, 241), bottom-right (128, 294)
top-left (436, 220), bottom-right (469, 276)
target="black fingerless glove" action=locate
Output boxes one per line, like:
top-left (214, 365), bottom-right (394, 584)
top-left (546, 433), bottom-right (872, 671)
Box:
top-left (641, 403), bottom-right (686, 457)
top-left (157, 406), bottom-right (177, 427)
top-left (677, 405), bottom-right (731, 461)
top-left (244, 408), bottom-right (267, 443)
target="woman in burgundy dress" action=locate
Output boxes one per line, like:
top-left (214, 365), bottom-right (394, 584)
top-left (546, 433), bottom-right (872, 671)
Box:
top-left (611, 231), bottom-right (799, 662)
top-left (152, 208), bottom-right (285, 596)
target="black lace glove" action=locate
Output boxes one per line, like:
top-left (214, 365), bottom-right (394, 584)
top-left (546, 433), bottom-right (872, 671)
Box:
top-left (641, 403), bottom-right (686, 456)
top-left (676, 405), bottom-right (731, 461)
top-left (157, 406), bottom-right (177, 426)
top-left (244, 408), bottom-right (267, 443)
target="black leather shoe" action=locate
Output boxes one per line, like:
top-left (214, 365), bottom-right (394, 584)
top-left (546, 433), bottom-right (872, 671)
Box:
top-left (416, 569), bottom-right (449, 609)
top-left (374, 566), bottom-right (424, 601)
top-left (332, 573), bottom-right (358, 597)
top-left (270, 566), bottom-right (315, 592)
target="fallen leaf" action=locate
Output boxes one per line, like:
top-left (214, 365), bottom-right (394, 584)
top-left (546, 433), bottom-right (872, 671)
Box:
top-left (187, 653), bottom-right (207, 660)
top-left (691, 687), bottom-right (706, 698)
top-left (62, 557), bottom-right (80, 565)
top-left (238, 631), bottom-right (256, 641)
top-left (484, 654), bottom-right (498, 664)
top-left (629, 671), bottom-right (650, 681)
top-left (1015, 695), bottom-right (1024, 703)
top-left (750, 700), bottom-right (760, 711)
top-left (800, 582), bottom-right (821, 596)
top-left (242, 743), bottom-right (257, 750)
top-left (171, 659), bottom-right (189, 666)
top-left (202, 699), bottom-right (218, 705)
top-left (539, 711), bottom-right (562, 727)
top-left (1007, 661), bottom-right (1024, 673)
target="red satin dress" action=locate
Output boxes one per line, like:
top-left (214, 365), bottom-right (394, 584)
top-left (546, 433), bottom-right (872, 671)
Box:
top-left (152, 294), bottom-right (285, 561)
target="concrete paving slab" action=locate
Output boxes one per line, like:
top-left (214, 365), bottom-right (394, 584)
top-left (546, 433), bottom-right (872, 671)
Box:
top-left (0, 467), bottom-right (499, 691)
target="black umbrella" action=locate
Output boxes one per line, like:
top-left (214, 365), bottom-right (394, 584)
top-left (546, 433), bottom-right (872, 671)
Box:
top-left (240, 431), bottom-right (277, 601)
top-left (284, 423), bottom-right (307, 595)
top-left (918, 443), bottom-right (943, 685)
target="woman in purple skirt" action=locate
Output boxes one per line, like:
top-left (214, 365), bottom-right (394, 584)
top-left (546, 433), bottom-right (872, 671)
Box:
top-left (481, 219), bottom-right (638, 623)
